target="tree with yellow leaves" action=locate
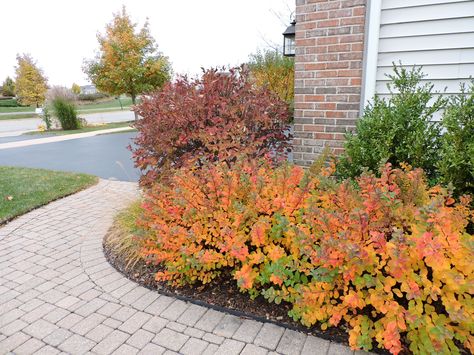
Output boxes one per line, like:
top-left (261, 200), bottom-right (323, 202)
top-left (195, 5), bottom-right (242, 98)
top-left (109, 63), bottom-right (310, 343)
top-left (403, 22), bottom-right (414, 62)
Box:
top-left (71, 83), bottom-right (81, 95)
top-left (83, 7), bottom-right (171, 112)
top-left (15, 54), bottom-right (48, 107)
top-left (1, 77), bottom-right (15, 97)
top-left (248, 49), bottom-right (294, 108)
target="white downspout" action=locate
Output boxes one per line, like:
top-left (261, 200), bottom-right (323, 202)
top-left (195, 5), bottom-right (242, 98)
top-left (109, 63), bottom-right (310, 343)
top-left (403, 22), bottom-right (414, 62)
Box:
top-left (360, 0), bottom-right (382, 113)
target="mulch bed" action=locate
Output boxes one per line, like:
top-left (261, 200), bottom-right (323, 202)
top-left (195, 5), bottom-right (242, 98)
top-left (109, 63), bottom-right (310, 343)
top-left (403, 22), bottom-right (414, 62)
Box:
top-left (103, 226), bottom-right (395, 354)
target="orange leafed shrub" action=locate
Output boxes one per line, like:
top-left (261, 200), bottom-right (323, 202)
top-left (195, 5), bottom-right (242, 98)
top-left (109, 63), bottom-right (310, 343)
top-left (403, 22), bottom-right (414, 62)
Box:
top-left (139, 160), bottom-right (474, 354)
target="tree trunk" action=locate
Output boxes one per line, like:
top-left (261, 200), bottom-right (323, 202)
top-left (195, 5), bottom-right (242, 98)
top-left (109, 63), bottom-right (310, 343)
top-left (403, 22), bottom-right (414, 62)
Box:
top-left (131, 94), bottom-right (138, 120)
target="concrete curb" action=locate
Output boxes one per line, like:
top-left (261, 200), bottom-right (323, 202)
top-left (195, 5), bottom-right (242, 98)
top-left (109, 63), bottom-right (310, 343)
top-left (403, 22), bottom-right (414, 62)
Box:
top-left (0, 127), bottom-right (133, 150)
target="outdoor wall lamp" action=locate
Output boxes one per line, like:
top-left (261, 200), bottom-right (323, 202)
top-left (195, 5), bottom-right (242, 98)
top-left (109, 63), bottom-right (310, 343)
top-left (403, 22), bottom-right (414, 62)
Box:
top-left (283, 20), bottom-right (296, 57)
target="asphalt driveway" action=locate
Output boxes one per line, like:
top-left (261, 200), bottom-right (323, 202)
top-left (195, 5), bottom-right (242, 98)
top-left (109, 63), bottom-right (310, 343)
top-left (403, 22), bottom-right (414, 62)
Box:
top-left (0, 132), bottom-right (140, 182)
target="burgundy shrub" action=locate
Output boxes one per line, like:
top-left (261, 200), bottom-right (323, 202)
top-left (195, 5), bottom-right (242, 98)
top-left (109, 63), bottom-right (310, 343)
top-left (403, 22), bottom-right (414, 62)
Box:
top-left (132, 67), bottom-right (291, 185)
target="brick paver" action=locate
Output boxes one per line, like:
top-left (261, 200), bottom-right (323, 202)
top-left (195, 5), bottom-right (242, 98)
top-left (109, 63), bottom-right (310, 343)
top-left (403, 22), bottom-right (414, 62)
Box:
top-left (0, 179), bottom-right (369, 354)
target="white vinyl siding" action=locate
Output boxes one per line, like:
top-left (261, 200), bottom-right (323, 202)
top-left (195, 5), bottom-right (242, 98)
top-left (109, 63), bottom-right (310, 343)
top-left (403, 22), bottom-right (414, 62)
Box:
top-left (372, 0), bottom-right (474, 97)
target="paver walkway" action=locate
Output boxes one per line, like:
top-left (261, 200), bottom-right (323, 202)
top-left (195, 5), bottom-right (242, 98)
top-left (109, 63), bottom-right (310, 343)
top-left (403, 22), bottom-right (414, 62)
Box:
top-left (0, 180), bottom-right (362, 355)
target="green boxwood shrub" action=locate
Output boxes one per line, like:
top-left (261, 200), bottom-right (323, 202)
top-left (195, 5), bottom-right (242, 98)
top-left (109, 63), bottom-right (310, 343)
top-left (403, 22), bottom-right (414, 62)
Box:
top-left (337, 65), bottom-right (445, 181)
top-left (438, 82), bottom-right (474, 198)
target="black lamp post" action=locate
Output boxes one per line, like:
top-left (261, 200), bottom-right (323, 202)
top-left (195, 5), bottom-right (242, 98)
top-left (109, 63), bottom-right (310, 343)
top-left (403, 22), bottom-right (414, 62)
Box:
top-left (283, 20), bottom-right (296, 57)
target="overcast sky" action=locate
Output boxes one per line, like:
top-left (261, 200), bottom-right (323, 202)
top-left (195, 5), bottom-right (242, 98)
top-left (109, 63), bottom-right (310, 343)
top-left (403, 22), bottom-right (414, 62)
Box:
top-left (1, 0), bottom-right (294, 87)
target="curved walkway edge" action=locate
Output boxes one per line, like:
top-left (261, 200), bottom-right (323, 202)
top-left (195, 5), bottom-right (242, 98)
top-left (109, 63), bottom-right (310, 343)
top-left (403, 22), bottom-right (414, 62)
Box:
top-left (0, 180), bottom-right (368, 355)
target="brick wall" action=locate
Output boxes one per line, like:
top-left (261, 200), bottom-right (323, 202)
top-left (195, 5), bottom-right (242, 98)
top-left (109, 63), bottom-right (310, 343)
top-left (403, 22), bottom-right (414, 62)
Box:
top-left (293, 0), bottom-right (367, 166)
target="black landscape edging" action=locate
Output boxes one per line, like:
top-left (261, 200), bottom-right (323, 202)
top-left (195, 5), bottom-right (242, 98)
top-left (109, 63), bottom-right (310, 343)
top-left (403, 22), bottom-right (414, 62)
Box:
top-left (106, 245), bottom-right (309, 334)
top-left (102, 234), bottom-right (391, 354)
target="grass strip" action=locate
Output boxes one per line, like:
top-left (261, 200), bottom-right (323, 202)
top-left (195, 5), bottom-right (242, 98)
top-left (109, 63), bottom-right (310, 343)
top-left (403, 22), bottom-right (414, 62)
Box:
top-left (0, 166), bottom-right (98, 224)
top-left (25, 121), bottom-right (134, 136)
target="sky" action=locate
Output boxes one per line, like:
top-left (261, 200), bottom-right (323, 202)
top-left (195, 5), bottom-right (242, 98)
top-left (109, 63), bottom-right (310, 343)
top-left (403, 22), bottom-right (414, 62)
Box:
top-left (0, 0), bottom-right (294, 87)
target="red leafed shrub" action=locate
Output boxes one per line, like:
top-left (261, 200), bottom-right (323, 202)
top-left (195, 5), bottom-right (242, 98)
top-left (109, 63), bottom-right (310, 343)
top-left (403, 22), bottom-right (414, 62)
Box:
top-left (132, 67), bottom-right (291, 184)
top-left (139, 160), bottom-right (474, 354)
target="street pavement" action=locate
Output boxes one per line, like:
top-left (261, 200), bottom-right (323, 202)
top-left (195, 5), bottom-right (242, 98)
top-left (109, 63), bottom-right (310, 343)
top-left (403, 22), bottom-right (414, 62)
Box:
top-left (0, 134), bottom-right (54, 144)
top-left (0, 127), bottom-right (133, 149)
top-left (0, 110), bottom-right (134, 135)
top-left (0, 132), bottom-right (141, 182)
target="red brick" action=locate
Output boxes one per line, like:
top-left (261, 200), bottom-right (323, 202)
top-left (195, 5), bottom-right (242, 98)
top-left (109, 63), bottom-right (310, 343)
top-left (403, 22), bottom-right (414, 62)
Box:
top-left (317, 53), bottom-right (338, 61)
top-left (326, 94), bottom-right (349, 102)
top-left (315, 70), bottom-right (338, 78)
top-left (327, 44), bottom-right (351, 52)
top-left (341, 17), bottom-right (364, 25)
top-left (352, 25), bottom-right (365, 33)
top-left (303, 125), bottom-right (325, 132)
top-left (299, 22), bottom-right (317, 30)
top-left (317, 19), bottom-right (340, 28)
top-left (348, 94), bottom-right (361, 102)
top-left (350, 78), bottom-right (362, 85)
top-left (353, 6), bottom-right (365, 16)
top-left (306, 46), bottom-right (329, 55)
top-left (304, 79), bottom-right (326, 86)
top-left (342, 0), bottom-right (366, 7)
top-left (298, 54), bottom-right (317, 63)
top-left (337, 69), bottom-right (362, 77)
top-left (329, 9), bottom-right (353, 18)
top-left (304, 63), bottom-right (327, 70)
top-left (351, 43), bottom-right (364, 52)
top-left (326, 78), bottom-right (350, 86)
top-left (300, 4), bottom-right (319, 13)
top-left (317, 2), bottom-right (342, 10)
top-left (296, 38), bottom-right (316, 47)
top-left (306, 11), bottom-right (329, 21)
top-left (294, 0), bottom-right (367, 164)
top-left (317, 36), bottom-right (338, 45)
top-left (327, 27), bottom-right (351, 35)
top-left (303, 110), bottom-right (326, 117)
top-left (314, 133), bottom-right (334, 140)
top-left (326, 61), bottom-right (349, 69)
top-left (314, 102), bottom-right (337, 110)
top-left (294, 102), bottom-right (314, 110)
top-left (338, 52), bottom-right (363, 60)
top-left (326, 110), bottom-right (348, 118)
top-left (339, 34), bottom-right (364, 43)
top-left (304, 95), bottom-right (325, 102)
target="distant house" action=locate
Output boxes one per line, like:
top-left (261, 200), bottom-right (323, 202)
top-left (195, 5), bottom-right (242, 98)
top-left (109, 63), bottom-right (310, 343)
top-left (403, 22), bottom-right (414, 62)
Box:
top-left (293, 0), bottom-right (474, 165)
top-left (80, 85), bottom-right (97, 95)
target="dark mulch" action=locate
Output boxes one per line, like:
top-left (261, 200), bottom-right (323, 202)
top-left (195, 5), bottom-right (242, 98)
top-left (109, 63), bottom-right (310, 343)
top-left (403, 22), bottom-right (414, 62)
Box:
top-left (103, 227), bottom-right (399, 354)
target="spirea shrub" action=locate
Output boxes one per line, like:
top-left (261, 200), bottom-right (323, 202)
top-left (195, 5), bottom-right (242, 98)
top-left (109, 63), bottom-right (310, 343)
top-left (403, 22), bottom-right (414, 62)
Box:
top-left (132, 67), bottom-right (291, 184)
top-left (140, 160), bottom-right (473, 354)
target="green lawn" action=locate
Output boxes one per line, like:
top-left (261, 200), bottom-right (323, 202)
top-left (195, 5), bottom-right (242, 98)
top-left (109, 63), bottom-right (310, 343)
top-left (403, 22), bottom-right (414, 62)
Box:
top-left (0, 166), bottom-right (98, 224)
top-left (25, 121), bottom-right (135, 136)
top-left (0, 99), bottom-right (34, 112)
top-left (0, 113), bottom-right (39, 120)
top-left (0, 106), bottom-right (35, 113)
top-left (0, 97), bottom-right (134, 116)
